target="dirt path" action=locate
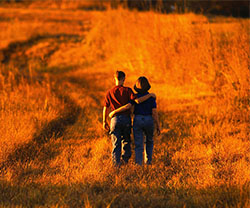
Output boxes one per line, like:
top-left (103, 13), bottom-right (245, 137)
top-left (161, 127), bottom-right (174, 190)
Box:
top-left (0, 8), bottom-right (110, 184)
top-left (0, 27), bottom-right (195, 184)
top-left (0, 6), bottom-right (201, 187)
top-left (0, 67), bottom-right (111, 184)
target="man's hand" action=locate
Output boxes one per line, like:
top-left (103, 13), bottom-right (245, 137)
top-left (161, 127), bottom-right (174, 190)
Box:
top-left (103, 121), bottom-right (110, 132)
top-left (150, 93), bottom-right (156, 99)
top-left (109, 111), bottom-right (116, 118)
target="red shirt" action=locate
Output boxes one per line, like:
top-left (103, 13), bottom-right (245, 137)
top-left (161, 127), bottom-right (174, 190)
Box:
top-left (104, 85), bottom-right (135, 116)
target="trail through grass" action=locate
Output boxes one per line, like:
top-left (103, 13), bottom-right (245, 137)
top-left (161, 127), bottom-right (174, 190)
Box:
top-left (0, 6), bottom-right (249, 208)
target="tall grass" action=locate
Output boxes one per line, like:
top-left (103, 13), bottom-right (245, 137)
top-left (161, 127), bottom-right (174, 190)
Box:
top-left (81, 8), bottom-right (250, 206)
top-left (0, 65), bottom-right (64, 165)
top-left (0, 6), bottom-right (249, 208)
top-left (83, 9), bottom-right (249, 96)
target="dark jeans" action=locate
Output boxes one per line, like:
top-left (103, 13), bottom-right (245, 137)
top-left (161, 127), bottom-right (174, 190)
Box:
top-left (110, 115), bottom-right (132, 165)
top-left (133, 115), bottom-right (154, 165)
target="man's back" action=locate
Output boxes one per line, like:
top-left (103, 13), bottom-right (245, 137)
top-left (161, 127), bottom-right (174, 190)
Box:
top-left (104, 85), bottom-right (134, 116)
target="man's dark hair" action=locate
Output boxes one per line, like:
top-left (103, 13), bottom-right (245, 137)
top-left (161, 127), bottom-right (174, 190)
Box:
top-left (115, 71), bottom-right (126, 80)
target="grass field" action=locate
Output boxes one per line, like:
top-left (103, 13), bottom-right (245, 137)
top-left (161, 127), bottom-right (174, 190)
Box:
top-left (0, 3), bottom-right (249, 208)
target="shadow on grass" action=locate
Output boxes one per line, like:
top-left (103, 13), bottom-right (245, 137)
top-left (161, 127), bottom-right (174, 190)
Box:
top-left (0, 179), bottom-right (249, 208)
top-left (59, 71), bottom-right (110, 107)
top-left (0, 33), bottom-right (83, 69)
top-left (0, 92), bottom-right (82, 182)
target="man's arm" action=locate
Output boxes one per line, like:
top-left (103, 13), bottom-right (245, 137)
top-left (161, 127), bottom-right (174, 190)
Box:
top-left (109, 92), bottom-right (156, 117)
top-left (134, 93), bottom-right (156, 104)
top-left (152, 108), bottom-right (161, 135)
top-left (109, 103), bottom-right (132, 118)
top-left (103, 106), bottom-right (110, 131)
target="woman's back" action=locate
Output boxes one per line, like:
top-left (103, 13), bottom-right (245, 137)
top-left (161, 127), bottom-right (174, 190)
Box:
top-left (133, 93), bottom-right (156, 116)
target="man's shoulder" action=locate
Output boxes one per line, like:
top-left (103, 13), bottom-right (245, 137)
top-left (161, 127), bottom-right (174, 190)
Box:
top-left (105, 86), bottom-right (119, 97)
top-left (113, 85), bottom-right (133, 92)
top-left (107, 86), bottom-right (118, 93)
top-left (122, 86), bottom-right (133, 92)
top-left (107, 86), bottom-right (133, 95)
top-left (124, 86), bottom-right (132, 90)
top-left (105, 87), bottom-right (113, 98)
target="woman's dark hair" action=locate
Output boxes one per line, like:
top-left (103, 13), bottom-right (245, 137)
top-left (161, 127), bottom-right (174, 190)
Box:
top-left (134, 76), bottom-right (151, 94)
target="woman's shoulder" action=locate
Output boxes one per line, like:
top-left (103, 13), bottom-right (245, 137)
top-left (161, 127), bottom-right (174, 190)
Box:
top-left (137, 92), bottom-right (149, 96)
top-left (149, 96), bottom-right (156, 102)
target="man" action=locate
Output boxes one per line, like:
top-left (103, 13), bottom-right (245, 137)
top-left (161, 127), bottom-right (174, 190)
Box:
top-left (103, 71), bottom-right (154, 166)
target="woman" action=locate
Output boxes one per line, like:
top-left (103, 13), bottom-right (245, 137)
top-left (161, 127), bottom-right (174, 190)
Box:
top-left (109, 76), bottom-right (161, 165)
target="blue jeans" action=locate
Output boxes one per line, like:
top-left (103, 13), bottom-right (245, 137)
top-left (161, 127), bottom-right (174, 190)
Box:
top-left (110, 115), bottom-right (132, 165)
top-left (133, 115), bottom-right (154, 165)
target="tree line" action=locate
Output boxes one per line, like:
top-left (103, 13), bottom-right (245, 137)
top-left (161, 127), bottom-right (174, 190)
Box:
top-left (111, 0), bottom-right (249, 17)
top-left (0, 0), bottom-right (249, 17)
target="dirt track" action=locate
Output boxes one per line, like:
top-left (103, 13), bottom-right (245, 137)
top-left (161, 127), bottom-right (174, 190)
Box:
top-left (0, 7), bottom-right (109, 183)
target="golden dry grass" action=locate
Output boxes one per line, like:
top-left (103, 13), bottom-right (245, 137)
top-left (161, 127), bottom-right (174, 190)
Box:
top-left (0, 4), bottom-right (249, 208)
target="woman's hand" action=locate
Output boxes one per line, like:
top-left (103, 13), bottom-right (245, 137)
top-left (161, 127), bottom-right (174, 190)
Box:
top-left (156, 126), bottom-right (161, 136)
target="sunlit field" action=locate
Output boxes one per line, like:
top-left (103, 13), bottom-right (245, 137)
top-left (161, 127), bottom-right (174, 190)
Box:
top-left (0, 2), bottom-right (249, 208)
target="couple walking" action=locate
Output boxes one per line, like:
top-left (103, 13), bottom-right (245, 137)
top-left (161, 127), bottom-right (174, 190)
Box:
top-left (103, 71), bottom-right (161, 166)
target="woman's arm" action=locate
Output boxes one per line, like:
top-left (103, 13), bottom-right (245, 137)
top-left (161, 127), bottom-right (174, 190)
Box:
top-left (152, 108), bottom-right (161, 135)
top-left (109, 103), bottom-right (132, 118)
top-left (134, 93), bottom-right (156, 104)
